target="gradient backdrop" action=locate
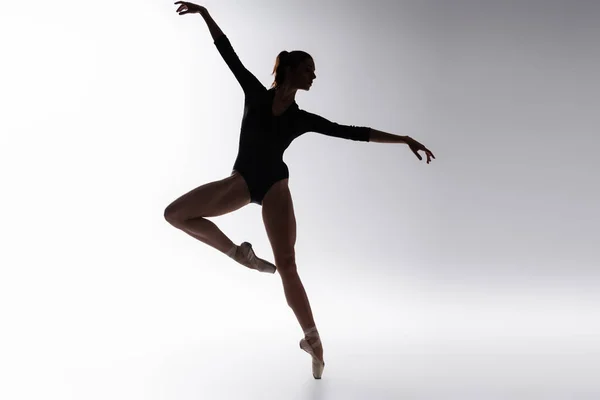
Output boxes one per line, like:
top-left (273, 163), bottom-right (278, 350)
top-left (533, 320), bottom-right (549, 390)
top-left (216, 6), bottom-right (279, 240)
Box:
top-left (1, 0), bottom-right (598, 399)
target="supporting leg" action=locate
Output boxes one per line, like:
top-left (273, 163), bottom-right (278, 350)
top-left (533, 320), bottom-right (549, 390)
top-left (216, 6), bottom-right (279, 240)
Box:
top-left (279, 267), bottom-right (324, 362)
top-left (260, 179), bottom-right (325, 366)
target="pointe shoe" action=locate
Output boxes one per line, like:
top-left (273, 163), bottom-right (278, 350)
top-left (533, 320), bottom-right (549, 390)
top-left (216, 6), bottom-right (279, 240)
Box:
top-left (238, 242), bottom-right (276, 274)
top-left (299, 327), bottom-right (325, 379)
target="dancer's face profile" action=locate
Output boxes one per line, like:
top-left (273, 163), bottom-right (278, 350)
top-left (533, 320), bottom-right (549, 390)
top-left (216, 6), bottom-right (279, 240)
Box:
top-left (289, 58), bottom-right (316, 91)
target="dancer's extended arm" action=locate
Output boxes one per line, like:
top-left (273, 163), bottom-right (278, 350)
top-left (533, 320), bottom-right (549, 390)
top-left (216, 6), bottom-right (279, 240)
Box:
top-left (299, 111), bottom-right (371, 142)
top-left (204, 12), bottom-right (265, 95)
top-left (370, 129), bottom-right (436, 164)
top-left (369, 129), bottom-right (407, 144)
top-left (175, 2), bottom-right (223, 40)
top-left (199, 9), bottom-right (224, 41)
top-left (299, 111), bottom-right (435, 163)
top-left (175, 3), bottom-right (264, 95)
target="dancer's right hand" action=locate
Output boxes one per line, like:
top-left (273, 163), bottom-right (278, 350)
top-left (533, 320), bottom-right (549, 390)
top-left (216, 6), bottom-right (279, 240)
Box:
top-left (174, 2), bottom-right (207, 15)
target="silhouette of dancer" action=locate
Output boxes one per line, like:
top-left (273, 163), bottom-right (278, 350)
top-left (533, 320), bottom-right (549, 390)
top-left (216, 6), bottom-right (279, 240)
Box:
top-left (166, 2), bottom-right (435, 379)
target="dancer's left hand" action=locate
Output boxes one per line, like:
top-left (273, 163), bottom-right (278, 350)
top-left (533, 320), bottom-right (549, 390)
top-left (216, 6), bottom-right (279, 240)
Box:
top-left (174, 1), bottom-right (207, 15)
top-left (405, 136), bottom-right (435, 164)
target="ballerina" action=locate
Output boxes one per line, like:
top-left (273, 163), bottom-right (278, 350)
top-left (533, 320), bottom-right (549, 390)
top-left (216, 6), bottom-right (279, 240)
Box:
top-left (166, 2), bottom-right (436, 379)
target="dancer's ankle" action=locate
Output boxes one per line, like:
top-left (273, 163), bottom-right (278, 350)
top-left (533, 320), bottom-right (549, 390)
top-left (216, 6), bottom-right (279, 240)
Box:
top-left (304, 326), bottom-right (319, 337)
top-left (225, 244), bottom-right (238, 259)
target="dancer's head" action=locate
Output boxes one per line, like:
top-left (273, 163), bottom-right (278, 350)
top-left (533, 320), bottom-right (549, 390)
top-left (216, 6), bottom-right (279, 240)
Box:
top-left (271, 50), bottom-right (316, 91)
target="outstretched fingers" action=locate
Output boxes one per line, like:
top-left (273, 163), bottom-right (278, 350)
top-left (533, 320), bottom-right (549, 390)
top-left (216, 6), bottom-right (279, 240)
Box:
top-left (412, 147), bottom-right (422, 161)
top-left (411, 145), bottom-right (436, 164)
top-left (174, 1), bottom-right (192, 14)
top-left (175, 2), bottom-right (187, 13)
top-left (174, 1), bottom-right (206, 15)
top-left (424, 148), bottom-right (435, 164)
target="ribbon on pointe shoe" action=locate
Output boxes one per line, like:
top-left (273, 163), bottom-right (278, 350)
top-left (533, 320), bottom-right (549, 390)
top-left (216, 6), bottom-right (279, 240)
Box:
top-left (303, 326), bottom-right (321, 347)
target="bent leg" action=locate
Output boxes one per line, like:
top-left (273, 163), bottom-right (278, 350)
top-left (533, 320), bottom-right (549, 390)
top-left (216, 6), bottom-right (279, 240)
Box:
top-left (164, 171), bottom-right (251, 254)
top-left (165, 171), bottom-right (251, 221)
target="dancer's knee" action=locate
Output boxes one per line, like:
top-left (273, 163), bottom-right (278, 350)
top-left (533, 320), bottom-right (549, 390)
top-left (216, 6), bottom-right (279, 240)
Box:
top-left (277, 256), bottom-right (298, 279)
top-left (164, 204), bottom-right (189, 227)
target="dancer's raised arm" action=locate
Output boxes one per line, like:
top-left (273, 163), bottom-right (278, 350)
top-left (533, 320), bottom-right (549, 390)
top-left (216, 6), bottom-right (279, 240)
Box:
top-left (175, 2), bottom-right (265, 96)
top-left (175, 2), bottom-right (223, 40)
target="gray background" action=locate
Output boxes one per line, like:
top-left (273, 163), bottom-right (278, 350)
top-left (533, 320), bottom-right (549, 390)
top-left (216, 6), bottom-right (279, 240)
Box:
top-left (1, 0), bottom-right (598, 399)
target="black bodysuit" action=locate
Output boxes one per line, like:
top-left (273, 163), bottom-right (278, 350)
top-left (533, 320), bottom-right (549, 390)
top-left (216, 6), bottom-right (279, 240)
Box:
top-left (214, 35), bottom-right (371, 205)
